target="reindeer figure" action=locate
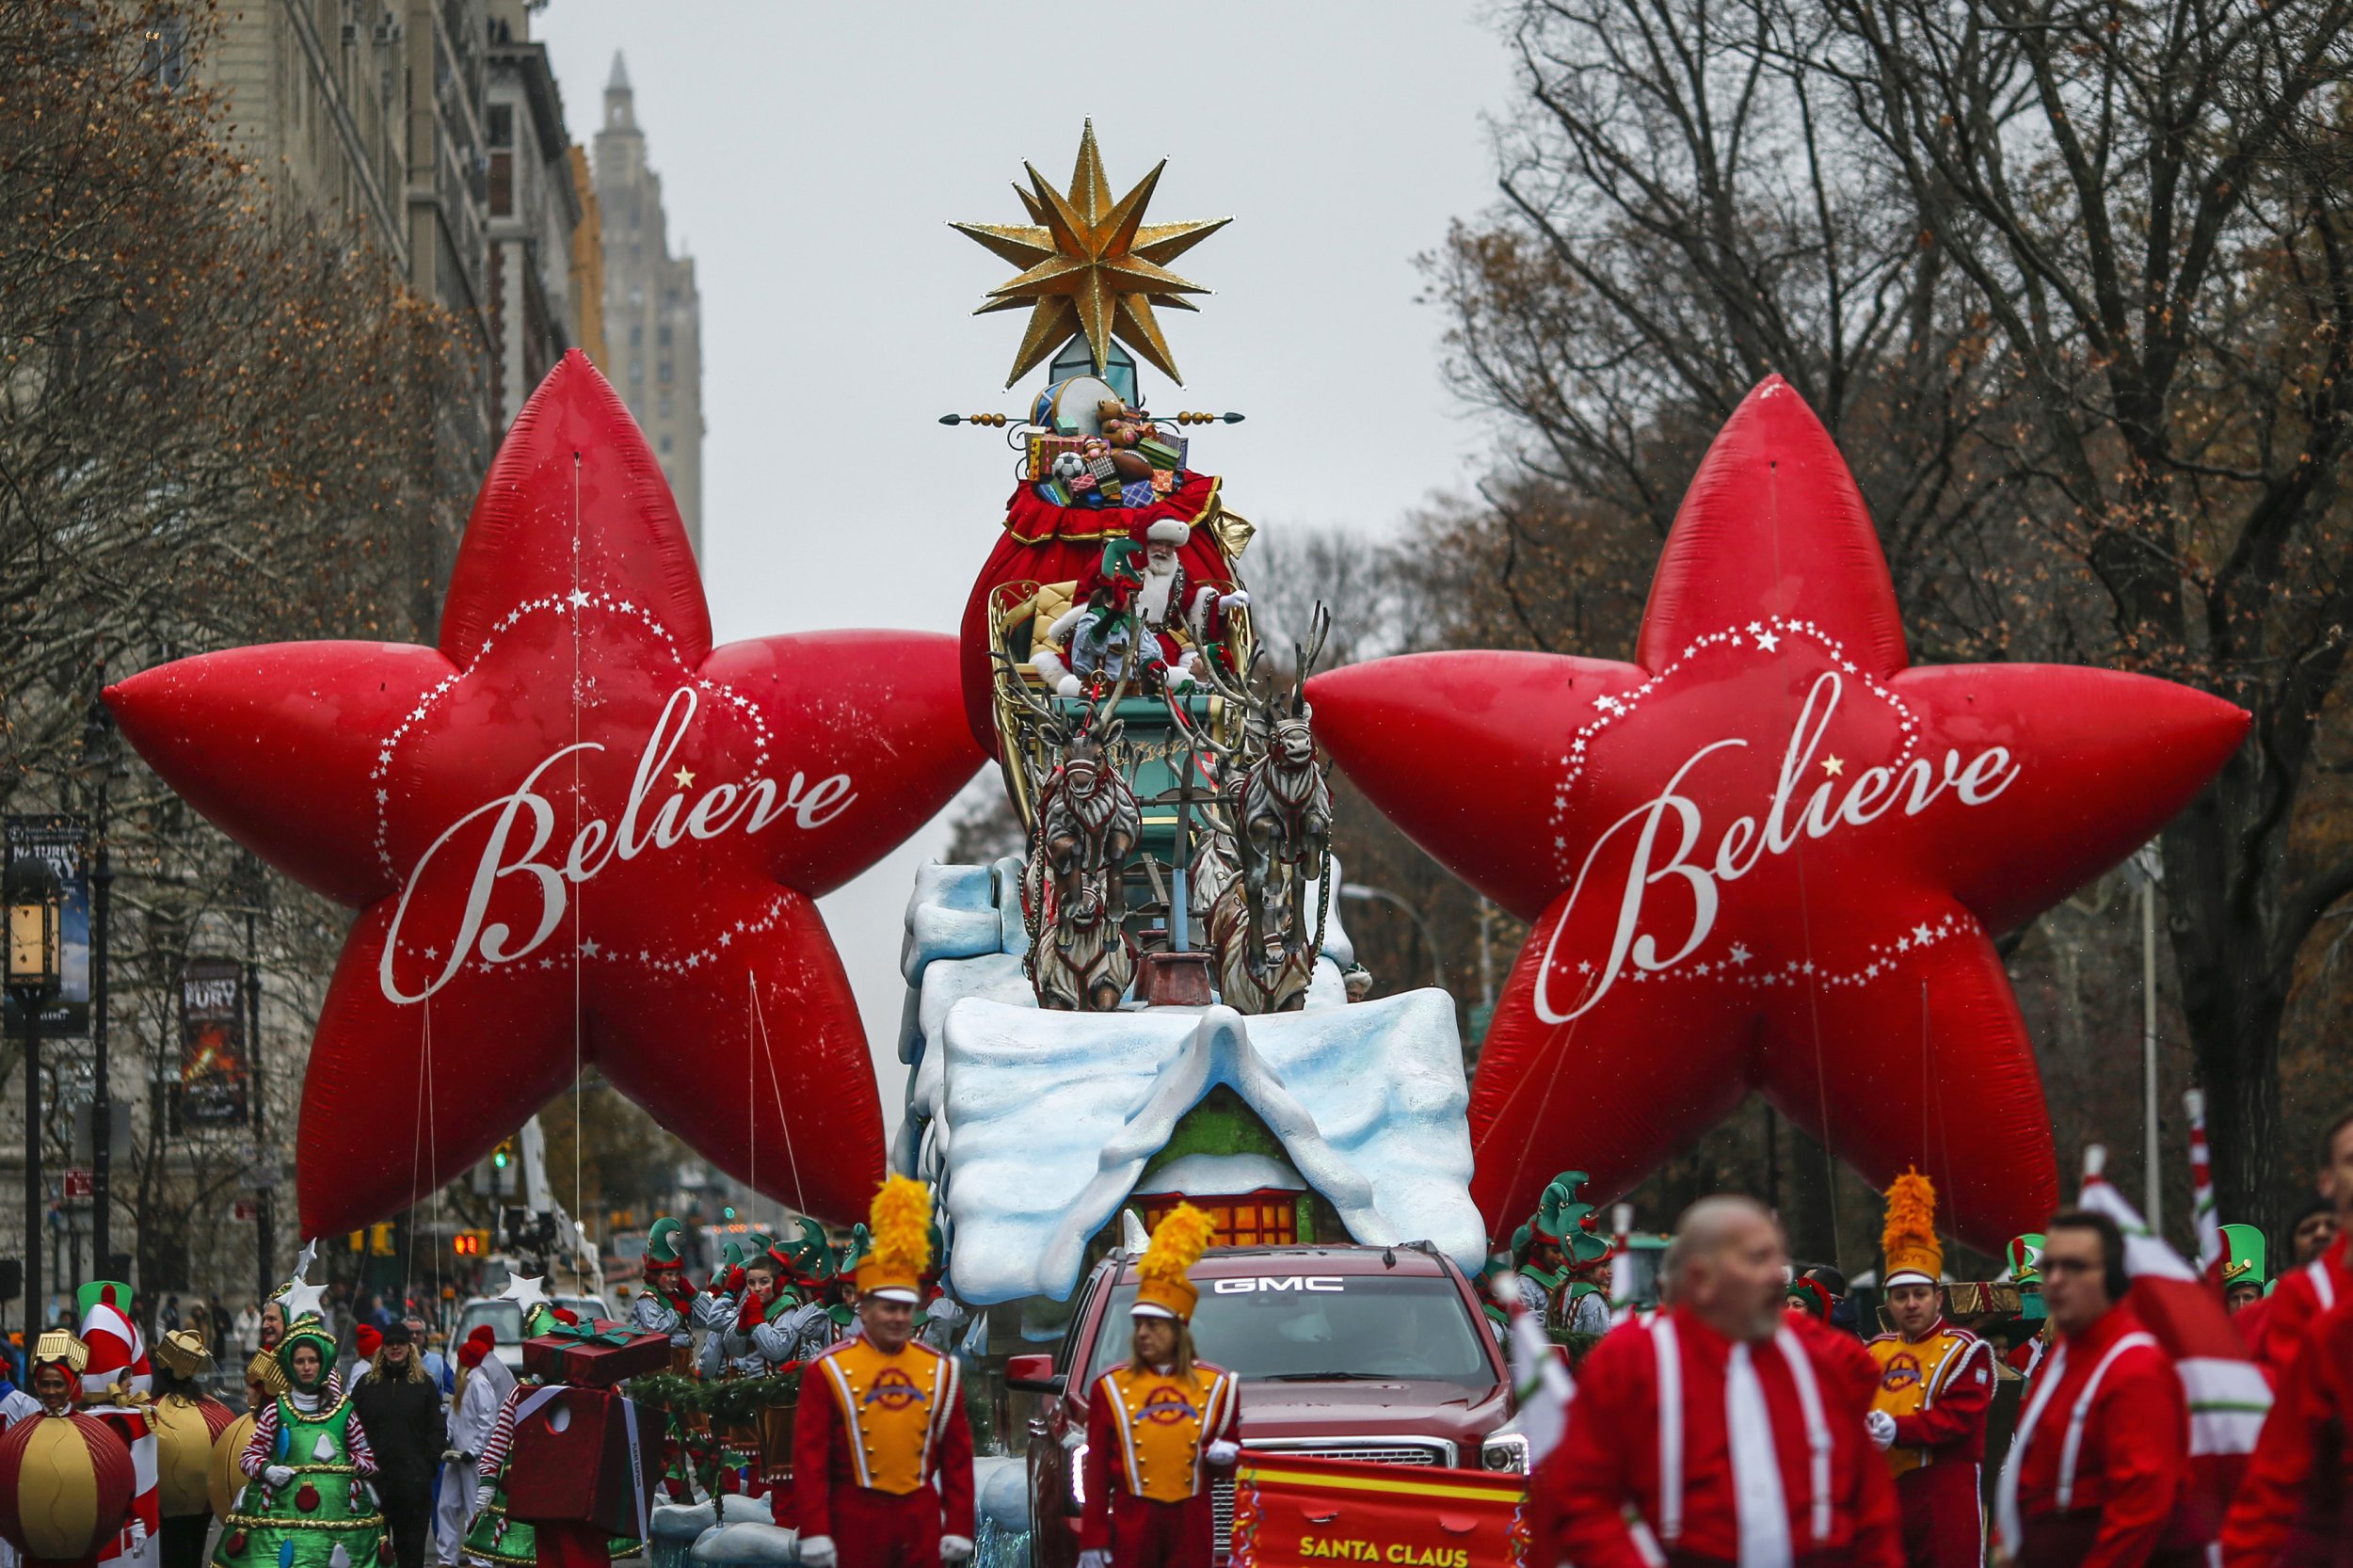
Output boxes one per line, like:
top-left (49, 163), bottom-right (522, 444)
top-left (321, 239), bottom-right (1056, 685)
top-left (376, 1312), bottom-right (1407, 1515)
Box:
top-left (1191, 829), bottom-right (1312, 1013)
top-left (1032, 880), bottom-right (1135, 1012)
top-left (1182, 606), bottom-right (1336, 983)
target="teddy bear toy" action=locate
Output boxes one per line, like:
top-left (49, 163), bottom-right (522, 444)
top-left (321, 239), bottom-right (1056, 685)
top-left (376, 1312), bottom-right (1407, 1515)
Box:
top-left (1093, 398), bottom-right (1158, 481)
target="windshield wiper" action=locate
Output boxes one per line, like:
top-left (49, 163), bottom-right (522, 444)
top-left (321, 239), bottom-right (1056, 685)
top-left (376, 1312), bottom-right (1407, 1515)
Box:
top-left (1260, 1370), bottom-right (1401, 1382)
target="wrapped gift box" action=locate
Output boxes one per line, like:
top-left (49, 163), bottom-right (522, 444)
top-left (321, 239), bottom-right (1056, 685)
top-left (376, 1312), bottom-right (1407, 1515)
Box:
top-left (1149, 469), bottom-right (1176, 497)
top-left (504, 1386), bottom-right (662, 1538)
top-left (1035, 478), bottom-right (1074, 507)
top-left (1137, 435), bottom-right (1188, 471)
top-left (1120, 480), bottom-right (1157, 507)
top-left (1087, 455), bottom-right (1120, 486)
top-left (521, 1320), bottom-right (672, 1388)
top-left (1025, 434), bottom-right (1089, 480)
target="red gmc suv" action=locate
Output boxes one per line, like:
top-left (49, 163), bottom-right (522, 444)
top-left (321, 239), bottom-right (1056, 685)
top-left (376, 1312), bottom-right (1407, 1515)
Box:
top-left (1005, 1241), bottom-right (1524, 1568)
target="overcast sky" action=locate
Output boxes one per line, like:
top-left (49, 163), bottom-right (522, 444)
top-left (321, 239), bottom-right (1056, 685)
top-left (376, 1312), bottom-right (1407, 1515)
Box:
top-left (534, 3), bottom-right (1519, 1139)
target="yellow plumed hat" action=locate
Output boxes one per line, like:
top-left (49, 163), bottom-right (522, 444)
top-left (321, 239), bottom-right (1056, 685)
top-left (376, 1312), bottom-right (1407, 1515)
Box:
top-left (856, 1176), bottom-right (935, 1304)
top-left (1881, 1169), bottom-right (1943, 1288)
top-left (1133, 1204), bottom-right (1215, 1322)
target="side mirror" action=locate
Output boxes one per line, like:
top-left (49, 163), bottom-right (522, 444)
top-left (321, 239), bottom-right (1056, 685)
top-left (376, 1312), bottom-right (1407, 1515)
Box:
top-left (1005, 1352), bottom-right (1064, 1394)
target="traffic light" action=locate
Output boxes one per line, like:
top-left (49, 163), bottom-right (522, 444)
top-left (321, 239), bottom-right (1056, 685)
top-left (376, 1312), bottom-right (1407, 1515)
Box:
top-left (721, 1205), bottom-right (737, 1222)
top-left (347, 1230), bottom-right (365, 1252)
top-left (452, 1231), bottom-right (485, 1258)
top-left (369, 1223), bottom-right (395, 1256)
top-left (491, 1139), bottom-right (514, 1171)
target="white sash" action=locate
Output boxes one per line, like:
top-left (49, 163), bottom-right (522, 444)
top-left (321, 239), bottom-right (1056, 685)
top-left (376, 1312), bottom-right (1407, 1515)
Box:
top-left (1646, 1319), bottom-right (1833, 1555)
top-left (1994, 1329), bottom-right (2158, 1552)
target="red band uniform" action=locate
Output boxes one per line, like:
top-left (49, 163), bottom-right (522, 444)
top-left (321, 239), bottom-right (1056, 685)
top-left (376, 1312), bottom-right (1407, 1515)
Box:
top-left (1532, 1308), bottom-right (1902, 1568)
top-left (2251, 1234), bottom-right (2352, 1385)
top-left (1080, 1206), bottom-right (1238, 1568)
top-left (1865, 1173), bottom-right (1994, 1568)
top-left (1994, 1297), bottom-right (2192, 1568)
top-left (2219, 1292), bottom-right (2353, 1567)
top-left (791, 1177), bottom-right (974, 1568)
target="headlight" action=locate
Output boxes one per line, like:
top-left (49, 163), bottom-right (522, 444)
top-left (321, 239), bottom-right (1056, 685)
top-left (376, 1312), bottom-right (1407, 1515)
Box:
top-left (1481, 1432), bottom-right (1530, 1474)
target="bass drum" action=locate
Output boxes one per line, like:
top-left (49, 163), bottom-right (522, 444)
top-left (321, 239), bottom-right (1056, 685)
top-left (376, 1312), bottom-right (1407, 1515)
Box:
top-left (1030, 376), bottom-right (1121, 437)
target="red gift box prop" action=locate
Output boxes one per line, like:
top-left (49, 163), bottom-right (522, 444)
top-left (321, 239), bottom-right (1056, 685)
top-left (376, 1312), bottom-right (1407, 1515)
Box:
top-left (504, 1386), bottom-right (661, 1540)
top-left (520, 1321), bottom-right (671, 1388)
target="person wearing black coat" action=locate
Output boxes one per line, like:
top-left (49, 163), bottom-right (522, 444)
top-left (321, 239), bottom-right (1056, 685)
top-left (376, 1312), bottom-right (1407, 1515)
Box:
top-left (351, 1320), bottom-right (447, 1568)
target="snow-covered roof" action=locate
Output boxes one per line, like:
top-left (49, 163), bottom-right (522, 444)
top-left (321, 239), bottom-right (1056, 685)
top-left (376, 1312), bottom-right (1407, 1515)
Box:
top-left (936, 997), bottom-right (1485, 1304)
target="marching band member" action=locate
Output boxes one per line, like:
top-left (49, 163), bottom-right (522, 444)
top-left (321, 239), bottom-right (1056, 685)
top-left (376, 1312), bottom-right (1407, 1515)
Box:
top-left (792, 1178), bottom-right (974, 1568)
top-left (1865, 1174), bottom-right (1994, 1568)
top-left (1531, 1195), bottom-right (1902, 1568)
top-left (1079, 1206), bottom-right (1241, 1568)
top-left (1993, 1209), bottom-right (2190, 1568)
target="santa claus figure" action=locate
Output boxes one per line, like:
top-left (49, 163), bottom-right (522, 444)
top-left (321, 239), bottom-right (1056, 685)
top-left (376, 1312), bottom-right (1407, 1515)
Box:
top-left (1034, 523), bottom-right (1246, 697)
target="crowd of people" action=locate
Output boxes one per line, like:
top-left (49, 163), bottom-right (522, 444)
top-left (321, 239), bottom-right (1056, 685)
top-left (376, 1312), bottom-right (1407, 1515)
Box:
top-left (1518, 1105), bottom-right (2353, 1567)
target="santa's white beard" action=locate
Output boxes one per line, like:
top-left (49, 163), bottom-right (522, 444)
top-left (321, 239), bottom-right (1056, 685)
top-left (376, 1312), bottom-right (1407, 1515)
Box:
top-left (1136, 561), bottom-right (1179, 626)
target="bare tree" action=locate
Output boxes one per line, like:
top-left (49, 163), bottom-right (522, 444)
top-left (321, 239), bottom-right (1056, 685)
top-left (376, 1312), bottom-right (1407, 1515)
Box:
top-left (1433, 0), bottom-right (2353, 1237)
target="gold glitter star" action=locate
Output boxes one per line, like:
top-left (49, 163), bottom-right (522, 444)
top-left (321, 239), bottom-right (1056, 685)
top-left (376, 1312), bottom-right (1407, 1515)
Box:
top-left (1822, 756), bottom-right (1846, 776)
top-left (674, 767), bottom-right (696, 789)
top-left (952, 120), bottom-right (1229, 388)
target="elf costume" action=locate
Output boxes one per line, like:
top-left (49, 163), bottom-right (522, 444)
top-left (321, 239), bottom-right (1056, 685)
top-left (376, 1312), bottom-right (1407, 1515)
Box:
top-left (215, 1315), bottom-right (386, 1568)
top-left (459, 1303), bottom-right (560, 1568)
top-left (1510, 1172), bottom-right (1613, 1336)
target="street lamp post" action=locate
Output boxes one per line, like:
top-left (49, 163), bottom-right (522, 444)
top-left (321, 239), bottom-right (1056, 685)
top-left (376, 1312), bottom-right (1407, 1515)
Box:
top-left (1338, 883), bottom-right (1446, 991)
top-left (82, 705), bottom-right (123, 1280)
top-left (6, 852), bottom-right (64, 1336)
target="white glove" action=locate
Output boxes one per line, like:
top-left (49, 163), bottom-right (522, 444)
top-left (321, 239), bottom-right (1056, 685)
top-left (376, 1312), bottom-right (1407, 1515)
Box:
top-left (799, 1535), bottom-right (838, 1568)
top-left (264, 1465), bottom-right (296, 1489)
top-left (1079, 1553), bottom-right (1112, 1568)
top-left (1206, 1439), bottom-right (1241, 1465)
top-left (474, 1480), bottom-right (498, 1513)
top-left (1865, 1410), bottom-right (1897, 1450)
top-left (1219, 590), bottom-right (1250, 611)
top-left (939, 1537), bottom-right (973, 1566)
top-left (125, 1518), bottom-right (147, 1548)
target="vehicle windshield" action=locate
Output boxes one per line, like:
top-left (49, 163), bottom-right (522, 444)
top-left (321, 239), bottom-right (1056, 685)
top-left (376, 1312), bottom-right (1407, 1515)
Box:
top-left (456, 1302), bottom-right (521, 1345)
top-left (557, 1296), bottom-right (608, 1322)
top-left (1086, 1273), bottom-right (1497, 1389)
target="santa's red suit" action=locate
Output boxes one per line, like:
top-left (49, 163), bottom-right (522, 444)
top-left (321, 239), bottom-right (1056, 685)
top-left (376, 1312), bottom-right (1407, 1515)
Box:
top-left (792, 1336), bottom-right (974, 1568)
top-left (1080, 1361), bottom-right (1240, 1568)
top-left (1865, 1318), bottom-right (1993, 1568)
top-left (2251, 1233), bottom-right (2352, 1386)
top-left (2219, 1292), bottom-right (2353, 1568)
top-left (1529, 1307), bottom-right (1902, 1568)
top-left (76, 1293), bottom-right (156, 1568)
top-left (1994, 1301), bottom-right (2195, 1568)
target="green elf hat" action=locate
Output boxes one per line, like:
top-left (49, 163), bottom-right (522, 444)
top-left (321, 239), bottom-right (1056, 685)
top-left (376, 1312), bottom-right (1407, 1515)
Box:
top-left (646, 1217), bottom-right (686, 1272)
top-left (834, 1223), bottom-right (872, 1280)
top-left (2221, 1224), bottom-right (2267, 1290)
top-left (2008, 1233), bottom-right (2047, 1320)
top-left (769, 1218), bottom-right (836, 1287)
top-left (1532, 1172), bottom-right (1612, 1267)
top-left (275, 1316), bottom-right (338, 1390)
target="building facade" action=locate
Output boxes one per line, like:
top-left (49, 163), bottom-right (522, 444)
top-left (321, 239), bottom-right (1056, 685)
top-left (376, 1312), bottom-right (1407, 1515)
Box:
top-left (594, 54), bottom-right (705, 555)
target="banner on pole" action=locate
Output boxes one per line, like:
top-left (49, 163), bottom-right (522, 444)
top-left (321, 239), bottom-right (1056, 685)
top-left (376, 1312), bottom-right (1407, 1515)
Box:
top-left (1229, 1452), bottom-right (1527, 1568)
top-left (2, 816), bottom-right (90, 1035)
top-left (179, 956), bottom-right (249, 1128)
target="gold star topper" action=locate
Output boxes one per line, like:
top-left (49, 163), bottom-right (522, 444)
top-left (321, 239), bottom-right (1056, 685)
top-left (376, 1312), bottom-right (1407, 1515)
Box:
top-left (953, 120), bottom-right (1229, 389)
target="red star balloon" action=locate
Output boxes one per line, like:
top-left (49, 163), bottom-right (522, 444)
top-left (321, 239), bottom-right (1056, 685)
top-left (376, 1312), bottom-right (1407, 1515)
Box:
top-left (106, 352), bottom-right (983, 1237)
top-left (1306, 376), bottom-right (2248, 1250)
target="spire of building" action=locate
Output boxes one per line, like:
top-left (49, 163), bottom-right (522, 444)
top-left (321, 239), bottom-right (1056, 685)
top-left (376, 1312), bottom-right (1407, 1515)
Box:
top-left (604, 52), bottom-right (633, 132)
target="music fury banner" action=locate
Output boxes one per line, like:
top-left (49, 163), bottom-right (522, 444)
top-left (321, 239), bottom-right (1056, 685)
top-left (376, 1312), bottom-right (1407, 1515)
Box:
top-left (1229, 1452), bottom-right (1527, 1568)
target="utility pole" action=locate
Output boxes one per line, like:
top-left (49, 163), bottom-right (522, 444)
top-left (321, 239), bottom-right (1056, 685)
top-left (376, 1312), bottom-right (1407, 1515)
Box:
top-left (242, 854), bottom-right (275, 1301)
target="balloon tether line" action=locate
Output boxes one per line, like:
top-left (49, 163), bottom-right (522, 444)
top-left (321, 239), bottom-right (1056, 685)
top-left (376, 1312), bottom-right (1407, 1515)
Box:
top-left (1768, 456), bottom-right (1846, 1265)
top-left (748, 970), bottom-right (807, 1213)
top-left (570, 451), bottom-right (584, 1232)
